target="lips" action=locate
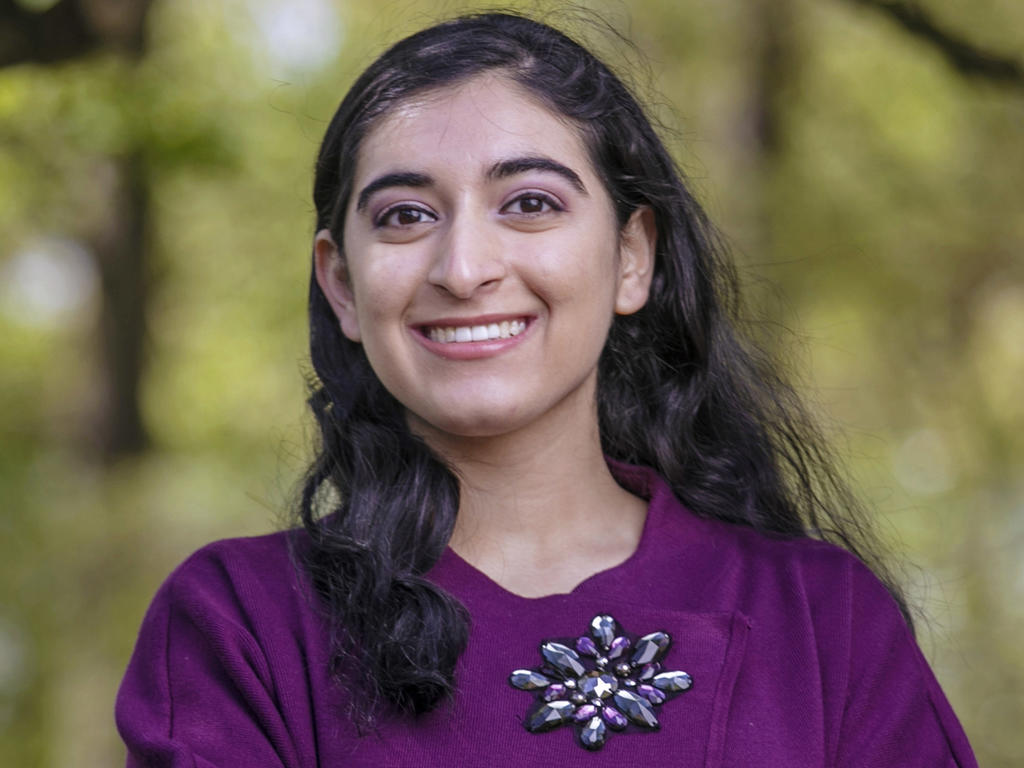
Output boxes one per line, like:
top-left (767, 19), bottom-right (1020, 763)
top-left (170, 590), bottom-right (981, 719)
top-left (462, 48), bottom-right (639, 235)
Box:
top-left (423, 319), bottom-right (528, 344)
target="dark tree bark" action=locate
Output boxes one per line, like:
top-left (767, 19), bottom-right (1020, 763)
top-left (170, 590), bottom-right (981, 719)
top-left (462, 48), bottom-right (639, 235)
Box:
top-left (88, 153), bottom-right (150, 457)
top-left (0, 0), bottom-right (152, 66)
top-left (2, 0), bottom-right (155, 461)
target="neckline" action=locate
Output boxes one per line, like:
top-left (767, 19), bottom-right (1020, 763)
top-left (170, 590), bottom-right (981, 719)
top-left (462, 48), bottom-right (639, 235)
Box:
top-left (432, 462), bottom-right (668, 604)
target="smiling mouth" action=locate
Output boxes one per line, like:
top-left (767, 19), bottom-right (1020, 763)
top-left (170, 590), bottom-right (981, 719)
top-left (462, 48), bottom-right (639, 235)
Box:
top-left (423, 319), bottom-right (528, 344)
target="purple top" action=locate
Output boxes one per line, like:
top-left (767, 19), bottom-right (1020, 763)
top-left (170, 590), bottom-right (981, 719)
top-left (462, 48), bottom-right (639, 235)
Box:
top-left (117, 464), bottom-right (976, 766)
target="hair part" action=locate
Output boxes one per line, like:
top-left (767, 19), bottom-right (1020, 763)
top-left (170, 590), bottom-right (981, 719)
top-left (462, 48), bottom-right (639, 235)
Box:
top-left (298, 10), bottom-right (909, 725)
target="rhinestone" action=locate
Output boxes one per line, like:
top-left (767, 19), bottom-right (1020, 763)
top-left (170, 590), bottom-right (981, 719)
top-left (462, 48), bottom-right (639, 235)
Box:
top-left (601, 705), bottom-right (628, 730)
top-left (579, 716), bottom-right (607, 750)
top-left (541, 642), bottom-right (586, 677)
top-left (596, 656), bottom-right (608, 669)
top-left (638, 684), bottom-right (666, 705)
top-left (579, 673), bottom-right (618, 699)
top-left (509, 670), bottom-right (552, 690)
top-left (575, 636), bottom-right (598, 657)
top-left (612, 690), bottom-right (660, 729)
top-left (564, 678), bottom-right (577, 689)
top-left (573, 704), bottom-right (597, 723)
top-left (652, 670), bottom-right (693, 692)
top-left (571, 692), bottom-right (586, 705)
top-left (607, 636), bottom-right (631, 660)
top-left (630, 631), bottom-right (671, 666)
top-left (638, 663), bottom-right (660, 682)
top-left (624, 679), bottom-right (636, 687)
top-left (590, 698), bottom-right (604, 708)
top-left (526, 700), bottom-right (575, 733)
top-left (614, 662), bottom-right (632, 678)
top-left (543, 683), bottom-right (566, 702)
top-left (589, 615), bottom-right (617, 650)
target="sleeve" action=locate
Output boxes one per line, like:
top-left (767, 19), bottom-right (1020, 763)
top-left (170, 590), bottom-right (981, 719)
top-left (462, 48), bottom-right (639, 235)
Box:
top-left (115, 547), bottom-right (309, 768)
top-left (834, 560), bottom-right (977, 768)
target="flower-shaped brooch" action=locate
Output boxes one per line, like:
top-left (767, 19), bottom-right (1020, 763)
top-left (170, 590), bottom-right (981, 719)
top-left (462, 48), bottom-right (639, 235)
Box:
top-left (508, 614), bottom-right (693, 751)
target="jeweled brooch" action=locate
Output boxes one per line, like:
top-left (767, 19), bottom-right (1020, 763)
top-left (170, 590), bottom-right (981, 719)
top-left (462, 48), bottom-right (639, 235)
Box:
top-left (508, 614), bottom-right (693, 751)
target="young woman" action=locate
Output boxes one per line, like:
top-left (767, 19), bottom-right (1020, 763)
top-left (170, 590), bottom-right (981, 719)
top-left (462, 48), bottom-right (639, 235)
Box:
top-left (117, 13), bottom-right (976, 766)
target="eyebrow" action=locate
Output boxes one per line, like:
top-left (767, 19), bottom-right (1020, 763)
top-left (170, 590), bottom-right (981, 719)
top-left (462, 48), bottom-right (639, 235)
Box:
top-left (354, 155), bottom-right (588, 213)
top-left (355, 171), bottom-right (434, 212)
top-left (487, 156), bottom-right (587, 194)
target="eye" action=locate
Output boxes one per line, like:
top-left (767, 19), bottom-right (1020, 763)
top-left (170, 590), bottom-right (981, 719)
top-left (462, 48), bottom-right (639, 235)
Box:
top-left (375, 204), bottom-right (437, 228)
top-left (501, 192), bottom-right (564, 216)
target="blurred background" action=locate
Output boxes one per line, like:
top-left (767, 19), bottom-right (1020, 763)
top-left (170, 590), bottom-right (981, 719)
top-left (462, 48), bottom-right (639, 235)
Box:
top-left (0, 0), bottom-right (1021, 764)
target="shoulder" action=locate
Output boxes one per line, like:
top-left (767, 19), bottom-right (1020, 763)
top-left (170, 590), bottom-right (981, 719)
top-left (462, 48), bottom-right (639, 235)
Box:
top-left (713, 515), bottom-right (906, 629)
top-left (151, 529), bottom-right (314, 635)
top-left (165, 529), bottom-right (300, 588)
top-left (642, 468), bottom-right (907, 632)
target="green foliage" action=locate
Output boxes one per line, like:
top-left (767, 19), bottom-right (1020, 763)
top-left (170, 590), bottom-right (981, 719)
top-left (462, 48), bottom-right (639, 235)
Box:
top-left (1, 0), bottom-right (1021, 764)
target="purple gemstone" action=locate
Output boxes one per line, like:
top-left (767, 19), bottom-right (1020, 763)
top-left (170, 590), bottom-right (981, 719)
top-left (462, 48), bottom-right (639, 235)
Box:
top-left (576, 636), bottom-right (599, 657)
top-left (607, 636), bottom-right (631, 659)
top-left (601, 705), bottom-right (628, 730)
top-left (638, 684), bottom-right (666, 705)
top-left (574, 704), bottom-right (598, 723)
top-left (543, 683), bottom-right (566, 702)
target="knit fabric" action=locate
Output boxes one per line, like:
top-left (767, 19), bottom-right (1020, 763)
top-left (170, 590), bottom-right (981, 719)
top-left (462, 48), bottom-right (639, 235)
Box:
top-left (117, 464), bottom-right (976, 766)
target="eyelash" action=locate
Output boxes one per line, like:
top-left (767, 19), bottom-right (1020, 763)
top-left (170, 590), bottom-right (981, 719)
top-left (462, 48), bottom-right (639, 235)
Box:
top-left (373, 204), bottom-right (437, 229)
top-left (501, 192), bottom-right (564, 216)
top-left (372, 191), bottom-right (565, 228)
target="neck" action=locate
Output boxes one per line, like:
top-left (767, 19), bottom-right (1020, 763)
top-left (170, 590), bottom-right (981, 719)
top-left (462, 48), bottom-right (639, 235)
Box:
top-left (420, 402), bottom-right (647, 597)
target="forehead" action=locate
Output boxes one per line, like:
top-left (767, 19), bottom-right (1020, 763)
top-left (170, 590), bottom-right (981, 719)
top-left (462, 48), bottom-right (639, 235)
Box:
top-left (353, 75), bottom-right (594, 181)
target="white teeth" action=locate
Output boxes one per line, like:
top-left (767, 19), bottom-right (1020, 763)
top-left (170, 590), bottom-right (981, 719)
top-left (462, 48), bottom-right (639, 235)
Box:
top-left (426, 319), bottom-right (527, 344)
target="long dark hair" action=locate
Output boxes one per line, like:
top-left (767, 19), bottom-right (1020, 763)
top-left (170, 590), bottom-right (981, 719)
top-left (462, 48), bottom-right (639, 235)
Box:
top-left (298, 11), bottom-right (908, 723)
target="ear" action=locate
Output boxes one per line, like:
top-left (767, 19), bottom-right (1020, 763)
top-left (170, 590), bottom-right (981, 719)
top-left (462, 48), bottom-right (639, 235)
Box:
top-left (313, 228), bottom-right (361, 342)
top-left (615, 207), bottom-right (656, 315)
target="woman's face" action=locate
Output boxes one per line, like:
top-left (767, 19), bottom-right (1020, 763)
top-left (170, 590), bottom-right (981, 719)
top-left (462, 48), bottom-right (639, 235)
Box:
top-left (315, 74), bottom-right (654, 446)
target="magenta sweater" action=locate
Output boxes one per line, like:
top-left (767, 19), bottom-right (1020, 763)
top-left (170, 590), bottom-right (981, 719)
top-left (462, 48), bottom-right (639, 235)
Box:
top-left (117, 464), bottom-right (976, 766)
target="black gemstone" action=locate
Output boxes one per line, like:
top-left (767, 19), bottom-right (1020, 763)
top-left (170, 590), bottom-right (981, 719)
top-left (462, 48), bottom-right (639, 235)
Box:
top-left (509, 670), bottom-right (552, 690)
top-left (614, 662), bottom-right (632, 678)
top-left (525, 700), bottom-right (575, 733)
top-left (571, 692), bottom-right (587, 705)
top-left (541, 642), bottom-right (586, 677)
top-left (589, 615), bottom-right (617, 650)
top-left (579, 716), bottom-right (607, 750)
top-left (612, 690), bottom-right (660, 729)
top-left (579, 673), bottom-right (618, 700)
top-left (630, 632), bottom-right (671, 666)
top-left (652, 670), bottom-right (693, 693)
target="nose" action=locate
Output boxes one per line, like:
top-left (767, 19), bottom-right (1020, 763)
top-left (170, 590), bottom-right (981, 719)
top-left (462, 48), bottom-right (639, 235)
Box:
top-left (427, 211), bottom-right (506, 299)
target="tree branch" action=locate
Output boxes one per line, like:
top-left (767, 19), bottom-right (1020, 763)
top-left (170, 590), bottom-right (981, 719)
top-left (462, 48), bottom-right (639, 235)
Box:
top-left (846, 0), bottom-right (1024, 87)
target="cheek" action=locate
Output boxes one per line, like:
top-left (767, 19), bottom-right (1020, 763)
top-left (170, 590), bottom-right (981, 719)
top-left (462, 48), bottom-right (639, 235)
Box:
top-left (532, 230), bottom-right (621, 304)
top-left (349, 252), bottom-right (416, 316)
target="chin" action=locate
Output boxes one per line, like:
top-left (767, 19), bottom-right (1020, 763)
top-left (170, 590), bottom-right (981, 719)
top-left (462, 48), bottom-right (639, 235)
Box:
top-left (407, 403), bottom-right (534, 442)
